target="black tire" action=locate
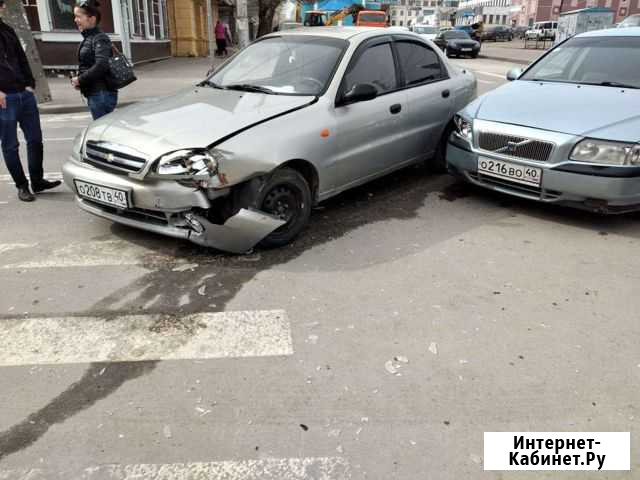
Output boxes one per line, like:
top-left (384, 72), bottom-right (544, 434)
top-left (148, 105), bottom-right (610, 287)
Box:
top-left (256, 168), bottom-right (311, 249)
top-left (445, 47), bottom-right (452, 57)
top-left (427, 123), bottom-right (455, 173)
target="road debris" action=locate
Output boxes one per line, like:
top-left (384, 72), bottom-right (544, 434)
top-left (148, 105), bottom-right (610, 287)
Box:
top-left (307, 334), bottom-right (319, 345)
top-left (385, 356), bottom-right (409, 376)
top-left (328, 429), bottom-right (341, 438)
top-left (172, 263), bottom-right (199, 272)
top-left (197, 285), bottom-right (207, 296)
top-left (163, 425), bottom-right (172, 439)
top-left (428, 342), bottom-right (438, 355)
top-left (195, 407), bottom-right (211, 417)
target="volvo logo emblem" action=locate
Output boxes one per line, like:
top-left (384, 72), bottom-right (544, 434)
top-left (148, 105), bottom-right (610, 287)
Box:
top-left (496, 139), bottom-right (531, 155)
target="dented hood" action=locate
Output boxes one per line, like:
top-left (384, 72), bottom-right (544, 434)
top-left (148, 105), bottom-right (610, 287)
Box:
top-left (468, 81), bottom-right (640, 142)
top-left (84, 86), bottom-right (315, 160)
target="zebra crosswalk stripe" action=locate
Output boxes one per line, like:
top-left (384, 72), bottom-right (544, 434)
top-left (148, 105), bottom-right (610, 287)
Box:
top-left (0, 310), bottom-right (293, 366)
top-left (0, 457), bottom-right (352, 479)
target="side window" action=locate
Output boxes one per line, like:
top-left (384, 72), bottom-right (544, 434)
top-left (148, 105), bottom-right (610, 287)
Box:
top-left (343, 43), bottom-right (398, 94)
top-left (396, 41), bottom-right (445, 86)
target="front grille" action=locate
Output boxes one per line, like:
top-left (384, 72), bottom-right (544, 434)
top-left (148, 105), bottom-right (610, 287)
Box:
top-left (85, 141), bottom-right (147, 174)
top-left (469, 172), bottom-right (562, 200)
top-left (478, 132), bottom-right (554, 162)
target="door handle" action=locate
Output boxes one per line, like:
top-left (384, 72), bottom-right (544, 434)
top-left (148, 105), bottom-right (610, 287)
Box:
top-left (442, 89), bottom-right (450, 98)
top-left (390, 104), bottom-right (402, 114)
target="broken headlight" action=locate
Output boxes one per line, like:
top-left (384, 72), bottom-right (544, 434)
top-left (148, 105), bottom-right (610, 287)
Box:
top-left (454, 114), bottom-right (473, 143)
top-left (156, 149), bottom-right (221, 176)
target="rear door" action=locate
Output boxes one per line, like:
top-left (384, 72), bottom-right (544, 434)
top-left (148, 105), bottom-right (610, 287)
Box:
top-left (393, 37), bottom-right (453, 162)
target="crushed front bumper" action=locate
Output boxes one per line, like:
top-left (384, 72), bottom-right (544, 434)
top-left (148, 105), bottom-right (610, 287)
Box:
top-left (446, 137), bottom-right (640, 214)
top-left (63, 158), bottom-right (285, 253)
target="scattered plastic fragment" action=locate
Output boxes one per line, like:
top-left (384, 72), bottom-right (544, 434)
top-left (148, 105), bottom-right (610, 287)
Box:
top-left (428, 342), bottom-right (438, 355)
top-left (163, 425), bottom-right (172, 439)
top-left (394, 356), bottom-right (409, 364)
top-left (172, 263), bottom-right (199, 272)
top-left (197, 285), bottom-right (207, 296)
top-left (328, 429), bottom-right (341, 438)
top-left (384, 360), bottom-right (398, 375)
top-left (307, 334), bottom-right (319, 345)
top-left (336, 445), bottom-right (344, 454)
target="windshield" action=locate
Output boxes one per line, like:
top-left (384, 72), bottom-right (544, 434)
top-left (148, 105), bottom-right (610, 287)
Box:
top-left (445, 31), bottom-right (471, 39)
top-left (618, 15), bottom-right (640, 27)
top-left (521, 36), bottom-right (640, 88)
top-left (208, 36), bottom-right (347, 96)
top-left (415, 26), bottom-right (437, 34)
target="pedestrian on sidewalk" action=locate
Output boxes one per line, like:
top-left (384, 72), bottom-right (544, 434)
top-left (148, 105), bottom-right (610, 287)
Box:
top-left (0, 0), bottom-right (60, 202)
top-left (70, 0), bottom-right (117, 120)
top-left (215, 20), bottom-right (228, 57)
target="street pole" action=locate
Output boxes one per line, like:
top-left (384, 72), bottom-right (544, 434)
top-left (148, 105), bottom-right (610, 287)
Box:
top-left (236, 0), bottom-right (249, 49)
top-left (207, 0), bottom-right (215, 58)
top-left (119, 0), bottom-right (132, 60)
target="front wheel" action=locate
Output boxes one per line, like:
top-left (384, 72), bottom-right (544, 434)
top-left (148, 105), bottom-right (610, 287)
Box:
top-left (427, 123), bottom-right (455, 173)
top-left (256, 168), bottom-right (312, 249)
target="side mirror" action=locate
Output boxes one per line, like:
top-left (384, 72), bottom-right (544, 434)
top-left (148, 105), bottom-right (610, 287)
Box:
top-left (506, 67), bottom-right (523, 81)
top-left (341, 83), bottom-right (378, 104)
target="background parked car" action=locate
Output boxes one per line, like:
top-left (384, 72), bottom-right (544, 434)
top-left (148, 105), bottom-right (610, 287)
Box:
top-left (455, 24), bottom-right (483, 42)
top-left (526, 21), bottom-right (558, 40)
top-left (482, 25), bottom-right (513, 41)
top-left (617, 14), bottom-right (640, 27)
top-left (513, 25), bottom-right (529, 38)
top-left (412, 25), bottom-right (439, 40)
top-left (434, 30), bottom-right (481, 57)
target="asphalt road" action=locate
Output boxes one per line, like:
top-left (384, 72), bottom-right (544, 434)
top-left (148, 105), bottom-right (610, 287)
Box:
top-left (0, 58), bottom-right (637, 479)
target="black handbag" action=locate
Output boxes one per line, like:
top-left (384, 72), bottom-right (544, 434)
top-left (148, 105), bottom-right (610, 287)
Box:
top-left (107, 46), bottom-right (136, 90)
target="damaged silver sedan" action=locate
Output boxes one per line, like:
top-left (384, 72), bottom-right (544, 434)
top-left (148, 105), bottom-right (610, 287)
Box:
top-left (63, 27), bottom-right (476, 253)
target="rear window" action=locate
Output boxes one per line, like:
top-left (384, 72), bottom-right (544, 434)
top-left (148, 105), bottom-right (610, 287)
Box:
top-left (445, 31), bottom-right (470, 39)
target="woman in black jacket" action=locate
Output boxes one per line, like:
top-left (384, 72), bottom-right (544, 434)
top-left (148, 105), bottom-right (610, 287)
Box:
top-left (70, 0), bottom-right (117, 119)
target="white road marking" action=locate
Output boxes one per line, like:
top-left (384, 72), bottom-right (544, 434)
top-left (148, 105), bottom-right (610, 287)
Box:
top-left (0, 310), bottom-right (293, 366)
top-left (0, 173), bottom-right (63, 183)
top-left (41, 114), bottom-right (91, 122)
top-left (476, 79), bottom-right (496, 84)
top-left (0, 243), bottom-right (38, 254)
top-left (0, 458), bottom-right (351, 479)
top-left (476, 70), bottom-right (507, 79)
top-left (0, 240), bottom-right (189, 269)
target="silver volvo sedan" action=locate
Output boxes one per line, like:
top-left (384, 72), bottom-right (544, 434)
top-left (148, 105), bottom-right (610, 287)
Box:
top-left (447, 27), bottom-right (640, 213)
top-left (63, 27), bottom-right (476, 253)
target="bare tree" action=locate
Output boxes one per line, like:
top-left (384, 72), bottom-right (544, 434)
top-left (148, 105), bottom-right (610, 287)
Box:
top-left (3, 0), bottom-right (51, 102)
top-left (257, 0), bottom-right (282, 37)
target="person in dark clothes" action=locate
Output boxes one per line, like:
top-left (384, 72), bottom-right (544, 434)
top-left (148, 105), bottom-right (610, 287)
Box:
top-left (70, 0), bottom-right (117, 120)
top-left (0, 0), bottom-right (60, 202)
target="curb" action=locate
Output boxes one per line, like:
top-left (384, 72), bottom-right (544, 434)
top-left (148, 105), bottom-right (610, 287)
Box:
top-left (40, 99), bottom-right (139, 115)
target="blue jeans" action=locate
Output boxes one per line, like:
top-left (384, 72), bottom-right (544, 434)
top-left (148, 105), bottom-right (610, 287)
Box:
top-left (87, 90), bottom-right (118, 120)
top-left (0, 90), bottom-right (43, 189)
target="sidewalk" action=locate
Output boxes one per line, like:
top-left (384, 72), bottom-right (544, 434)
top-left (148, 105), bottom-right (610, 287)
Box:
top-left (40, 55), bottom-right (233, 115)
top-left (479, 39), bottom-right (549, 65)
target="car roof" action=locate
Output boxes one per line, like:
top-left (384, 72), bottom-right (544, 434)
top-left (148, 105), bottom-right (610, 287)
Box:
top-left (577, 26), bottom-right (640, 37)
top-left (264, 26), bottom-right (411, 41)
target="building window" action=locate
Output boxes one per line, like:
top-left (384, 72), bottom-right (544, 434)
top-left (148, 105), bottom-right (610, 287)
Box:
top-left (129, 0), bottom-right (166, 39)
top-left (23, 0), bottom-right (41, 31)
top-left (400, 20), bottom-right (404, 25)
top-left (48, 0), bottom-right (114, 32)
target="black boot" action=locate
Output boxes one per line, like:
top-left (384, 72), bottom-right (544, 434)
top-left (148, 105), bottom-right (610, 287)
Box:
top-left (18, 186), bottom-right (35, 202)
top-left (32, 179), bottom-right (62, 193)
